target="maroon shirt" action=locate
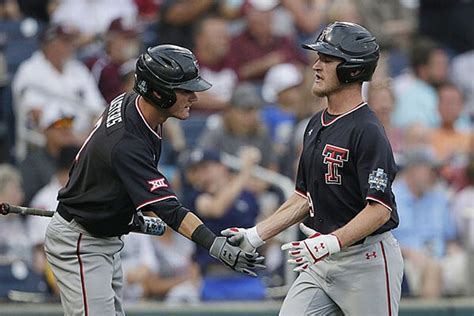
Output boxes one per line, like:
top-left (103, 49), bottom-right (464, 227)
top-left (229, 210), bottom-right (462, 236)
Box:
top-left (86, 56), bottom-right (125, 103)
top-left (227, 30), bottom-right (307, 82)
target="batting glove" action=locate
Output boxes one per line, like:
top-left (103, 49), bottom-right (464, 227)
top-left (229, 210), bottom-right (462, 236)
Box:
top-left (281, 223), bottom-right (341, 272)
top-left (221, 226), bottom-right (265, 253)
top-left (209, 236), bottom-right (266, 277)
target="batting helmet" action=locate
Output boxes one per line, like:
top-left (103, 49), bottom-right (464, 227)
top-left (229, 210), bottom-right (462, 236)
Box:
top-left (302, 21), bottom-right (379, 84)
top-left (134, 45), bottom-right (212, 108)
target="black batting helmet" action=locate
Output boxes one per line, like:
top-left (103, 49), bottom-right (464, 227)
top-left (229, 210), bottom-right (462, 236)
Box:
top-left (302, 21), bottom-right (379, 84)
top-left (134, 45), bottom-right (212, 108)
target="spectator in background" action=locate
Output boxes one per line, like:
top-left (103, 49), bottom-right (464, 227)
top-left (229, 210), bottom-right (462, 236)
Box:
top-left (0, 164), bottom-right (30, 263)
top-left (181, 148), bottom-right (265, 301)
top-left (86, 17), bottom-right (141, 103)
top-left (16, 0), bottom-right (59, 24)
top-left (392, 37), bottom-right (449, 129)
top-left (26, 145), bottom-right (78, 296)
top-left (157, 0), bottom-right (230, 50)
top-left (27, 145), bottom-right (78, 244)
top-left (430, 83), bottom-right (472, 163)
top-left (227, 2), bottom-right (306, 83)
top-left (452, 158), bottom-right (474, 250)
top-left (12, 23), bottom-right (105, 159)
top-left (418, 0), bottom-right (474, 55)
top-left (51, 0), bottom-right (137, 57)
top-left (367, 80), bottom-right (404, 159)
top-left (19, 108), bottom-right (78, 206)
top-left (261, 63), bottom-right (304, 177)
top-left (392, 149), bottom-right (467, 297)
top-left (141, 230), bottom-right (199, 303)
top-left (198, 82), bottom-right (276, 170)
top-left (451, 50), bottom-right (474, 120)
top-left (120, 233), bottom-right (158, 302)
top-left (192, 15), bottom-right (237, 110)
top-left (280, 0), bottom-right (329, 48)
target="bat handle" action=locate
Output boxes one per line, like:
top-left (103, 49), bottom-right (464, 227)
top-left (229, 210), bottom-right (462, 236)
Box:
top-left (0, 203), bottom-right (10, 215)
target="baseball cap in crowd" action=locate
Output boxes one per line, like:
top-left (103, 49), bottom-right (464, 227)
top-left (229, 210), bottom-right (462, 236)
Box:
top-left (39, 107), bottom-right (75, 130)
top-left (229, 82), bottom-right (264, 110)
top-left (107, 17), bottom-right (138, 37)
top-left (262, 63), bottom-right (303, 103)
top-left (189, 149), bottom-right (221, 166)
top-left (39, 23), bottom-right (78, 43)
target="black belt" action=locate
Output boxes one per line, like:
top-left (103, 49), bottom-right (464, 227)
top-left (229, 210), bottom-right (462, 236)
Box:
top-left (352, 237), bottom-right (366, 246)
top-left (58, 204), bottom-right (73, 222)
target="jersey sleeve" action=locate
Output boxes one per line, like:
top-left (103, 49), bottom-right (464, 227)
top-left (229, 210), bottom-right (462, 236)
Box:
top-left (355, 122), bottom-right (398, 211)
top-left (295, 155), bottom-right (307, 198)
top-left (112, 137), bottom-right (178, 210)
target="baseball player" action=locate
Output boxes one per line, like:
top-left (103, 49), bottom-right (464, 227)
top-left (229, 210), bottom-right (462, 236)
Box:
top-left (44, 45), bottom-right (264, 316)
top-left (222, 22), bottom-right (404, 315)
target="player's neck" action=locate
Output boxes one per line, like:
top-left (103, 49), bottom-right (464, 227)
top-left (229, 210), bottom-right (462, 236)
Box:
top-left (138, 97), bottom-right (168, 128)
top-left (326, 85), bottom-right (363, 115)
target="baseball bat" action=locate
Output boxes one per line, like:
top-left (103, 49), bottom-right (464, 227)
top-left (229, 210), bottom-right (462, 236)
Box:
top-left (0, 203), bottom-right (166, 236)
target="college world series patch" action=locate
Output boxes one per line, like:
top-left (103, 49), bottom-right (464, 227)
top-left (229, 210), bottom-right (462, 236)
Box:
top-left (368, 168), bottom-right (388, 192)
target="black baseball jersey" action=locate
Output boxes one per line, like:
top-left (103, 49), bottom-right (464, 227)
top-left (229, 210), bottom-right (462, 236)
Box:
top-left (57, 92), bottom-right (180, 236)
top-left (295, 102), bottom-right (399, 235)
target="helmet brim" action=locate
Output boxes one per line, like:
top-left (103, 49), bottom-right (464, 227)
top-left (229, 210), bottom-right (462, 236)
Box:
top-left (302, 43), bottom-right (347, 61)
top-left (177, 77), bottom-right (212, 92)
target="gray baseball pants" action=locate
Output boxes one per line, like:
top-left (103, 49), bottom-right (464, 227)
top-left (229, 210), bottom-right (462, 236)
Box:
top-left (279, 231), bottom-right (404, 316)
top-left (44, 212), bottom-right (125, 316)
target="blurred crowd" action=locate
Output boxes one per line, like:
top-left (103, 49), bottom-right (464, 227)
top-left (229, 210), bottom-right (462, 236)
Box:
top-left (0, 0), bottom-right (473, 304)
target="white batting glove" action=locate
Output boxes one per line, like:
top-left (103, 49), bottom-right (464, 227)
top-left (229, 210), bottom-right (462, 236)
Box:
top-left (281, 223), bottom-right (341, 272)
top-left (221, 227), bottom-right (265, 253)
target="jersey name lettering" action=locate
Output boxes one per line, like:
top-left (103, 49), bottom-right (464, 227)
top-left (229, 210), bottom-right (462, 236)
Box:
top-left (147, 178), bottom-right (168, 192)
top-left (106, 94), bottom-right (125, 128)
top-left (322, 144), bottom-right (349, 185)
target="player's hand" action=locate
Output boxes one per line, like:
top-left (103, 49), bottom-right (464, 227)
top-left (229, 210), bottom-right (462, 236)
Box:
top-left (209, 236), bottom-right (266, 277)
top-left (221, 227), bottom-right (255, 252)
top-left (281, 223), bottom-right (341, 272)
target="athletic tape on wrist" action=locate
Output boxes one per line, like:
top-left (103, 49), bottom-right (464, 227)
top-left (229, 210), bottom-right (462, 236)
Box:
top-left (247, 226), bottom-right (265, 248)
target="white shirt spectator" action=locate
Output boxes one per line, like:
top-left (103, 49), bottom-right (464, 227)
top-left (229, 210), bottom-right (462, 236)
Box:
top-left (52, 0), bottom-right (137, 36)
top-left (13, 50), bottom-right (105, 133)
top-left (12, 50), bottom-right (105, 143)
top-left (27, 176), bottom-right (62, 246)
top-left (121, 234), bottom-right (158, 301)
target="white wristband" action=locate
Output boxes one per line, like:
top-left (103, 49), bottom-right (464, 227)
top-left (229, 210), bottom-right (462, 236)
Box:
top-left (247, 226), bottom-right (265, 248)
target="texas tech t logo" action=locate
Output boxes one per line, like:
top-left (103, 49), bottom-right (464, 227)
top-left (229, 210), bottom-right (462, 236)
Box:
top-left (322, 144), bottom-right (349, 185)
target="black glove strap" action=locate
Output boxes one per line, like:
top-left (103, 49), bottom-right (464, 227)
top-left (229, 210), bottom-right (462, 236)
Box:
top-left (191, 224), bottom-right (217, 251)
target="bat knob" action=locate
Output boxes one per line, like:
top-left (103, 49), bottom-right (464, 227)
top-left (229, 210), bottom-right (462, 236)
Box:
top-left (0, 203), bottom-right (9, 215)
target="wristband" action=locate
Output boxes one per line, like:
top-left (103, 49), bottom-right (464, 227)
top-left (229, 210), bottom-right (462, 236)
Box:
top-left (247, 226), bottom-right (265, 248)
top-left (191, 224), bottom-right (217, 251)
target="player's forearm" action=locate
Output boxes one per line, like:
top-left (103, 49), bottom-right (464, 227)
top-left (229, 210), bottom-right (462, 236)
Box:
top-left (332, 202), bottom-right (391, 248)
top-left (257, 193), bottom-right (310, 241)
top-left (178, 212), bottom-right (217, 251)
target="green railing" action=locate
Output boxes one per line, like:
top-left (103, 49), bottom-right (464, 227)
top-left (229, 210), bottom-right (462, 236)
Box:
top-left (1, 299), bottom-right (474, 316)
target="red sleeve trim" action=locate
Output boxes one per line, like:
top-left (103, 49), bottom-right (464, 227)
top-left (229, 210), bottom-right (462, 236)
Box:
top-left (295, 190), bottom-right (307, 199)
top-left (366, 196), bottom-right (392, 212)
top-left (137, 195), bottom-right (178, 210)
